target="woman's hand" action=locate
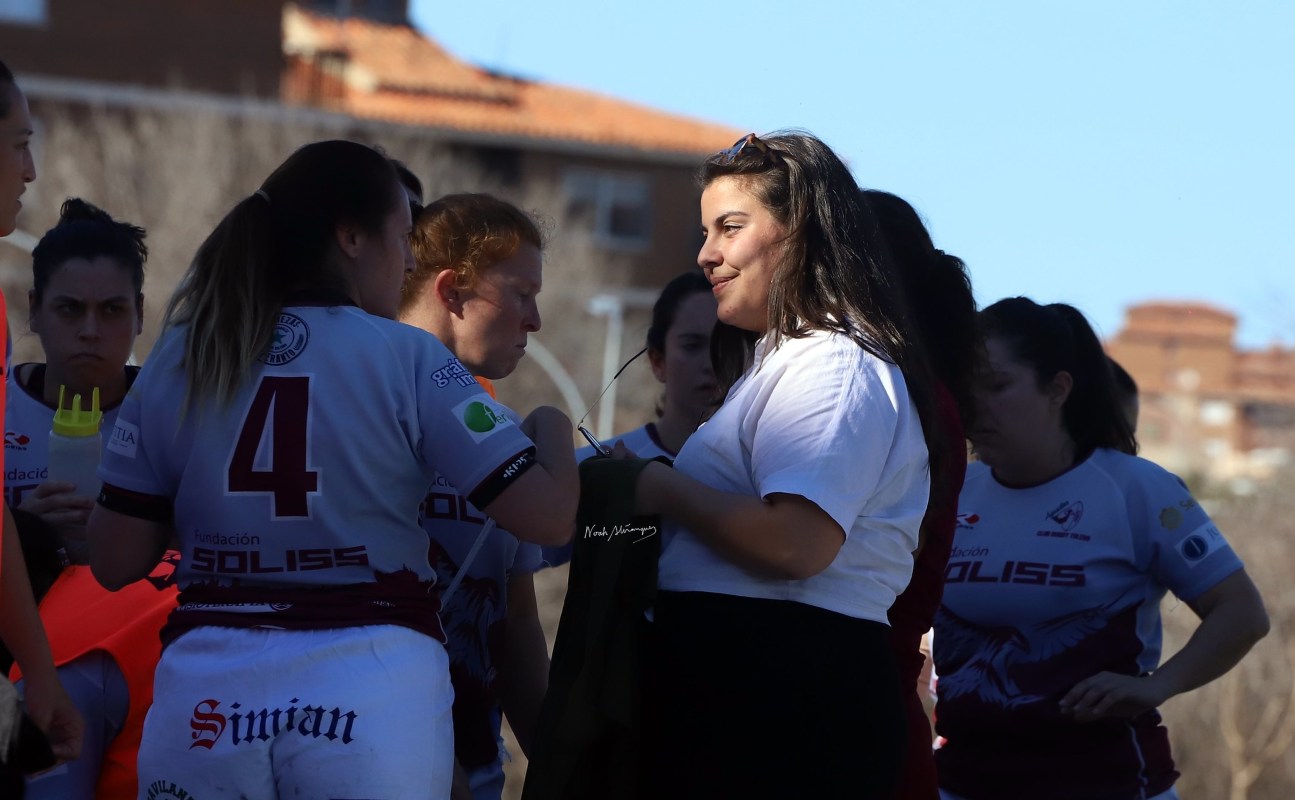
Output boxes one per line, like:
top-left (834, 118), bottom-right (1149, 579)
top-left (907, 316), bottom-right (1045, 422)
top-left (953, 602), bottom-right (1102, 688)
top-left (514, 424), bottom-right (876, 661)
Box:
top-left (21, 668), bottom-right (85, 764)
top-left (19, 481), bottom-right (95, 528)
top-left (1062, 570), bottom-right (1268, 723)
top-left (609, 440), bottom-right (640, 459)
top-left (1059, 672), bottom-right (1169, 722)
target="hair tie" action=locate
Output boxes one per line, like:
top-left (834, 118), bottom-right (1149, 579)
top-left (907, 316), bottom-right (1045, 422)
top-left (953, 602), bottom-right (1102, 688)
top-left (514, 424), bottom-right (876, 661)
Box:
top-left (254, 189), bottom-right (271, 204)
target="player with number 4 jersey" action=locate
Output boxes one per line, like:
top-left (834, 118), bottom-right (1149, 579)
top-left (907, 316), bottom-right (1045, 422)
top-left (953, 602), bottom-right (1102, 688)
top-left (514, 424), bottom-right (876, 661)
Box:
top-left (86, 141), bottom-right (578, 800)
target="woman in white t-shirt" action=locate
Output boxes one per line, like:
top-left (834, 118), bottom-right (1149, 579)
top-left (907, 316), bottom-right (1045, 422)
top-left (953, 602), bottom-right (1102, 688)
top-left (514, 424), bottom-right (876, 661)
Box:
top-left (628, 132), bottom-right (941, 798)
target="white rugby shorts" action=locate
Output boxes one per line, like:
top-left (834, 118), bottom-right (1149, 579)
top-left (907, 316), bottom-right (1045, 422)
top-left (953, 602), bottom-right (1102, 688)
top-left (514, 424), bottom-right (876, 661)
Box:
top-left (137, 624), bottom-right (453, 800)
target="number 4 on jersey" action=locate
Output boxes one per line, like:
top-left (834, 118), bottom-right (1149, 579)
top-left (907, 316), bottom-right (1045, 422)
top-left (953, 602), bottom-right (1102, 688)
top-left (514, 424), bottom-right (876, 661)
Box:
top-left (227, 376), bottom-right (318, 517)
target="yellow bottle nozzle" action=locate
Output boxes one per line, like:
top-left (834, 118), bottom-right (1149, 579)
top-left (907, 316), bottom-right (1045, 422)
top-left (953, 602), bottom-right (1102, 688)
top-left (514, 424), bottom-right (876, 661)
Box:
top-left (52, 385), bottom-right (103, 437)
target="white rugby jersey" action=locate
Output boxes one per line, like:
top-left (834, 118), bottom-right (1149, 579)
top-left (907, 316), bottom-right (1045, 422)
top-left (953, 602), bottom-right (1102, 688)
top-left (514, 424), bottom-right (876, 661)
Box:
top-left (4, 364), bottom-right (138, 507)
top-left (421, 467), bottom-right (541, 772)
top-left (933, 448), bottom-right (1243, 799)
top-left (98, 303), bottom-right (538, 640)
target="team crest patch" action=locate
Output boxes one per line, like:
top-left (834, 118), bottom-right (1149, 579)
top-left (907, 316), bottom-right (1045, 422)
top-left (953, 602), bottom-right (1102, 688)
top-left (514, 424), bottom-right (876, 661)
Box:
top-left (452, 394), bottom-right (515, 443)
top-left (262, 312), bottom-right (310, 366)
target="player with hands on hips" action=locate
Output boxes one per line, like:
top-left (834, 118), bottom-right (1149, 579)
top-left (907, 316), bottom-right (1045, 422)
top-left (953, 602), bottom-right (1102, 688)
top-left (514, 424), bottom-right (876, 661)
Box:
top-left (932, 297), bottom-right (1269, 800)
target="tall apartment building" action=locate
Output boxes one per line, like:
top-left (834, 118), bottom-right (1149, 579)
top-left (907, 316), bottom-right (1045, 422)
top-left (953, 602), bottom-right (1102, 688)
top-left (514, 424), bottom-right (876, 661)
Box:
top-left (1106, 302), bottom-right (1295, 488)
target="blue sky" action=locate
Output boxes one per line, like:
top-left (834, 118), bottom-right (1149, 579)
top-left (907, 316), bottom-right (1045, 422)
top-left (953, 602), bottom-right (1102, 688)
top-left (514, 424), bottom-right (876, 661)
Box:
top-left (410, 1), bottom-right (1294, 347)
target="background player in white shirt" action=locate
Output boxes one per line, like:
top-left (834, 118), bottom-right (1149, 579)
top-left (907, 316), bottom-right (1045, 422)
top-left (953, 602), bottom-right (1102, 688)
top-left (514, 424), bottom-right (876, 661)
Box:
top-left (86, 141), bottom-right (578, 800)
top-left (7, 199), bottom-right (145, 557)
top-left (5, 197), bottom-right (175, 800)
top-left (934, 297), bottom-right (1269, 800)
top-left (398, 192), bottom-right (554, 800)
top-left (626, 132), bottom-right (944, 798)
top-left (595, 270), bottom-right (719, 462)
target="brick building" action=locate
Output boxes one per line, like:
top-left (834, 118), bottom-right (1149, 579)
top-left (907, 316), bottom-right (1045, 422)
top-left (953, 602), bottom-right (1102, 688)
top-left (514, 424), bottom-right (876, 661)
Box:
top-left (1106, 301), bottom-right (1295, 487)
top-left (0, 0), bottom-right (743, 435)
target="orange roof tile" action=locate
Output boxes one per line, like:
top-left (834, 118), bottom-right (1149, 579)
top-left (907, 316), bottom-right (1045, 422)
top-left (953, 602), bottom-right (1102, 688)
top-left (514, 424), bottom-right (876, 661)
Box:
top-left (283, 5), bottom-right (743, 157)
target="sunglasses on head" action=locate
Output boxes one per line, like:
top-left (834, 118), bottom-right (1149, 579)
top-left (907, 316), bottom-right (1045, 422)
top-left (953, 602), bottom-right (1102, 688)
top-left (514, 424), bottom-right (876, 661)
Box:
top-left (711, 132), bottom-right (775, 165)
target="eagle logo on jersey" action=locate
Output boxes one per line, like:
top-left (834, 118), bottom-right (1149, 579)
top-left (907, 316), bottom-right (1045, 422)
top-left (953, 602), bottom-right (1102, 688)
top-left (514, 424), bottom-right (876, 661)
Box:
top-left (262, 312), bottom-right (310, 366)
top-left (935, 594), bottom-right (1136, 711)
top-left (1045, 500), bottom-right (1085, 531)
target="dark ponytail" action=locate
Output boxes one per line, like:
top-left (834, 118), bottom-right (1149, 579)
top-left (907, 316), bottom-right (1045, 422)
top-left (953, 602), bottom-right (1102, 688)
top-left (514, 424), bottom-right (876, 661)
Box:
top-left (862, 190), bottom-right (980, 430)
top-left (163, 140), bottom-right (400, 409)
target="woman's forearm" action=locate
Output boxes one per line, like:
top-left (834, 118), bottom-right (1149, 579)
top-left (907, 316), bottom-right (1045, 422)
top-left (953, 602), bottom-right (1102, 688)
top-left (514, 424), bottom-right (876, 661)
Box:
top-left (637, 461), bottom-right (844, 580)
top-left (1, 506), bottom-right (59, 683)
top-left (1153, 569), bottom-right (1269, 699)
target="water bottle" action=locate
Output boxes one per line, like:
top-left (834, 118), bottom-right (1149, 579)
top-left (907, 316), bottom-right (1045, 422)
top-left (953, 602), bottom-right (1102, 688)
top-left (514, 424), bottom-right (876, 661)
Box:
top-left (48, 385), bottom-right (103, 498)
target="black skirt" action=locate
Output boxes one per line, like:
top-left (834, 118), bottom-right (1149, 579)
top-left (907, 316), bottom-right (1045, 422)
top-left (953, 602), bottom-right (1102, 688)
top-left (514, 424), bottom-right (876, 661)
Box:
top-left (644, 590), bottom-right (906, 799)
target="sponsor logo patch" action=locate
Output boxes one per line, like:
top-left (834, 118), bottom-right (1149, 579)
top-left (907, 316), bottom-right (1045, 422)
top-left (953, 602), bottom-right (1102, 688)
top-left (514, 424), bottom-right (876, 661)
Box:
top-left (452, 395), bottom-right (515, 443)
top-left (188, 697), bottom-right (359, 750)
top-left (107, 419), bottom-right (141, 459)
top-left (1177, 522), bottom-right (1226, 565)
top-left (4, 430), bottom-right (30, 449)
top-left (431, 356), bottom-right (477, 389)
top-left (955, 512), bottom-right (980, 530)
top-left (261, 312), bottom-right (309, 366)
top-left (1159, 506), bottom-right (1184, 530)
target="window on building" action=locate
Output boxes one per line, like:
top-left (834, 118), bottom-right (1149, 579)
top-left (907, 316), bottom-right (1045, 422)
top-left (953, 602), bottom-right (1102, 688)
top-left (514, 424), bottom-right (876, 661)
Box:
top-left (563, 170), bottom-right (652, 251)
top-left (0, 0), bottom-right (47, 26)
top-left (1200, 401), bottom-right (1235, 427)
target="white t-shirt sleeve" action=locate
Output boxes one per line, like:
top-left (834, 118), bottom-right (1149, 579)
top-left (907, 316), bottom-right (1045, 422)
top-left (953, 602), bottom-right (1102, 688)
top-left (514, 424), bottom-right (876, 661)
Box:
top-left (751, 344), bottom-right (908, 538)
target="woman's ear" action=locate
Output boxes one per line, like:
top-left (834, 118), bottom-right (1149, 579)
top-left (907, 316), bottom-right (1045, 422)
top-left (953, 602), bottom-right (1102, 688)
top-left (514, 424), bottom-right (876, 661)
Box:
top-left (1048, 370), bottom-right (1074, 408)
top-left (432, 269), bottom-right (465, 316)
top-left (647, 347), bottom-right (668, 384)
top-left (334, 221), bottom-right (364, 260)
